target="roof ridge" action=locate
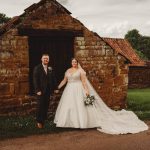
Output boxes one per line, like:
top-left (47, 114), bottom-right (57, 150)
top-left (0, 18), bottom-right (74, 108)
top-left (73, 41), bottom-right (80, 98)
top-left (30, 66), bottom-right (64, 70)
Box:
top-left (24, 0), bottom-right (71, 14)
top-left (102, 37), bottom-right (124, 40)
top-left (0, 0), bottom-right (71, 36)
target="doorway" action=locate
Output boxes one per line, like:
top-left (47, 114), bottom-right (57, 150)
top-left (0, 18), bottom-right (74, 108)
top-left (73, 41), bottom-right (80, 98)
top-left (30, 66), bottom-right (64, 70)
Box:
top-left (28, 36), bottom-right (74, 95)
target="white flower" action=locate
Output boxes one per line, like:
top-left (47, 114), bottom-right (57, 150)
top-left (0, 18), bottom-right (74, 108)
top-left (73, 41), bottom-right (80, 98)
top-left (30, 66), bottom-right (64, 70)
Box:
top-left (48, 67), bottom-right (52, 71)
top-left (84, 95), bottom-right (95, 106)
top-left (48, 66), bottom-right (52, 70)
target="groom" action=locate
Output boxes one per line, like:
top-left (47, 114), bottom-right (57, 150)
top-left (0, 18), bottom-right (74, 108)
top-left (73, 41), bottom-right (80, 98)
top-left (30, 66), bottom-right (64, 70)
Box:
top-left (33, 54), bottom-right (57, 128)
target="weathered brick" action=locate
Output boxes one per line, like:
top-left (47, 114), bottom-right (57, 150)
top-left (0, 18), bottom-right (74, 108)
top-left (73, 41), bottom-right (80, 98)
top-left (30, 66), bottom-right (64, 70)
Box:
top-left (0, 0), bottom-right (129, 116)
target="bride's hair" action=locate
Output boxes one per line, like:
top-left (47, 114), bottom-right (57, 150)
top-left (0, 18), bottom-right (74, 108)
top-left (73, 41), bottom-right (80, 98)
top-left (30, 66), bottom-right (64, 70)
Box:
top-left (71, 58), bottom-right (78, 64)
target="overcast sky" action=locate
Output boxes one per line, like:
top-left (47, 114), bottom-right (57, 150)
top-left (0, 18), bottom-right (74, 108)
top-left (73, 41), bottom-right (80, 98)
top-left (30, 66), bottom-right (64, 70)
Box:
top-left (0, 0), bottom-right (150, 38)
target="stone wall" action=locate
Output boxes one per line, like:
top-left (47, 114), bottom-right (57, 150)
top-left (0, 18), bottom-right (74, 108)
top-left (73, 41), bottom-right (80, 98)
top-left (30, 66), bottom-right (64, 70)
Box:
top-left (129, 66), bottom-right (150, 88)
top-left (74, 29), bottom-right (128, 108)
top-left (0, 0), bottom-right (128, 116)
top-left (0, 29), bottom-right (31, 115)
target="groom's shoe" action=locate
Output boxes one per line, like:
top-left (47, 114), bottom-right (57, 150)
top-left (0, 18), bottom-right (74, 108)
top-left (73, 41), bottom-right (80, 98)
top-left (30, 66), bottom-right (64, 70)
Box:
top-left (37, 123), bottom-right (43, 129)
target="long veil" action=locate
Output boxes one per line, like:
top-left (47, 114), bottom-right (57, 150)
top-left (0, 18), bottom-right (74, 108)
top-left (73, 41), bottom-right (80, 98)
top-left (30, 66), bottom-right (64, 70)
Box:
top-left (78, 63), bottom-right (148, 134)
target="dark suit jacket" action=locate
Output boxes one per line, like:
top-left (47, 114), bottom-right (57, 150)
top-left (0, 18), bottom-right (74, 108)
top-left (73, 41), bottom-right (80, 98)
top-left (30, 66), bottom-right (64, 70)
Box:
top-left (33, 64), bottom-right (57, 95)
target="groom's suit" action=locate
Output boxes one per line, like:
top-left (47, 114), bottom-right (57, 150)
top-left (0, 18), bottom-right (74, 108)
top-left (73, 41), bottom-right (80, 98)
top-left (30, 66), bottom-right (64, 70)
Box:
top-left (33, 64), bottom-right (57, 123)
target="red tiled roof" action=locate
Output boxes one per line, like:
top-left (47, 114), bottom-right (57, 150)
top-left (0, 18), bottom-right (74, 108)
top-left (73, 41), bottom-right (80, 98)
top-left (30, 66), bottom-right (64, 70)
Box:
top-left (102, 37), bottom-right (146, 67)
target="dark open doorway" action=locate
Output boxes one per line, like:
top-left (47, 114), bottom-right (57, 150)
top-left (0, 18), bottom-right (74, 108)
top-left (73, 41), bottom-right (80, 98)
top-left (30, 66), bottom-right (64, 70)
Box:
top-left (18, 28), bottom-right (83, 95)
top-left (28, 36), bottom-right (74, 95)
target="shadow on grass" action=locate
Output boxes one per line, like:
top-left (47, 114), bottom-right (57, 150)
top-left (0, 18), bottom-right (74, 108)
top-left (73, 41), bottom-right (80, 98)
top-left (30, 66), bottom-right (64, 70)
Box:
top-left (0, 115), bottom-right (77, 140)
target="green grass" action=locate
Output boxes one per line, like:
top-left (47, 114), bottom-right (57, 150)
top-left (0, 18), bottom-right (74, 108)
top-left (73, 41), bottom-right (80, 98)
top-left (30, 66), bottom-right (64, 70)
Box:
top-left (127, 88), bottom-right (150, 120)
top-left (0, 88), bottom-right (149, 140)
top-left (0, 115), bottom-right (74, 140)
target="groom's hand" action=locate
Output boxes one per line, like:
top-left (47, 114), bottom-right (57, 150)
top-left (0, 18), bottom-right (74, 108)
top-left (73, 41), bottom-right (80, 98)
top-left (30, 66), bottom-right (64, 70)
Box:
top-left (54, 90), bottom-right (59, 94)
top-left (37, 91), bottom-right (42, 96)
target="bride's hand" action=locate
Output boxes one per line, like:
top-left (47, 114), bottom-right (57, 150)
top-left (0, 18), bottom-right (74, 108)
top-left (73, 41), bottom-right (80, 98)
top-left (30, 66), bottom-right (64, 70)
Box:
top-left (86, 92), bottom-right (90, 96)
top-left (37, 91), bottom-right (42, 96)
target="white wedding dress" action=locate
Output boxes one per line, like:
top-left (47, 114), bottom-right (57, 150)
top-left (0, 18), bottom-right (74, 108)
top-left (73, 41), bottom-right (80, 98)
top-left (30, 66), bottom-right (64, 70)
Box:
top-left (54, 69), bottom-right (148, 134)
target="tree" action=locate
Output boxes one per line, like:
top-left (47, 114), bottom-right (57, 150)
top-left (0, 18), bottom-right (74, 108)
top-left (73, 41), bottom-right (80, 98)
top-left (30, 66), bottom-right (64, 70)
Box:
top-left (125, 29), bottom-right (141, 50)
top-left (0, 13), bottom-right (11, 25)
top-left (125, 29), bottom-right (150, 60)
top-left (139, 36), bottom-right (150, 60)
top-left (134, 48), bottom-right (148, 60)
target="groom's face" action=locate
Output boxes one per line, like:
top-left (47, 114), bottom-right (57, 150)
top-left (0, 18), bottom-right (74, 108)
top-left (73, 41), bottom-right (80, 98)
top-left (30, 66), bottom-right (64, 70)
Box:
top-left (41, 55), bottom-right (49, 65)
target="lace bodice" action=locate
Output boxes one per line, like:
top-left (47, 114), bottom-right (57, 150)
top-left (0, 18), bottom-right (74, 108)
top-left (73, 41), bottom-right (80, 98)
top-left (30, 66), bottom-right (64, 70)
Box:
top-left (66, 69), bottom-right (81, 83)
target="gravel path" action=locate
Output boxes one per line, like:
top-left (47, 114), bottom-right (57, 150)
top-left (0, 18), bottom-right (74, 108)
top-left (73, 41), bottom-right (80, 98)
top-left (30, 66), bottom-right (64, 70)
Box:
top-left (0, 122), bottom-right (150, 150)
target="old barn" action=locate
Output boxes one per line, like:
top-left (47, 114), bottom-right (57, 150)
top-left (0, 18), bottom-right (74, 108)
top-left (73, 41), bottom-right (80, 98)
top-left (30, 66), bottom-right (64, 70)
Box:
top-left (103, 37), bottom-right (150, 89)
top-left (0, 0), bottom-right (130, 116)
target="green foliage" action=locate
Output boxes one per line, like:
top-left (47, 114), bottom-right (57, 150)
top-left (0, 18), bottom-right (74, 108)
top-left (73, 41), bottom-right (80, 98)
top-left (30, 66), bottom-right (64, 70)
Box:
top-left (125, 29), bottom-right (141, 49)
top-left (0, 13), bottom-right (11, 25)
top-left (134, 48), bottom-right (148, 60)
top-left (125, 29), bottom-right (150, 60)
top-left (139, 36), bottom-right (150, 60)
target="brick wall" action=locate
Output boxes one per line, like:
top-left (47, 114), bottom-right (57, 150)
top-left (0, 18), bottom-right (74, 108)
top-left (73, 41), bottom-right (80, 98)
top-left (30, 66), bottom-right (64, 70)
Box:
top-left (74, 29), bottom-right (128, 108)
top-left (129, 66), bottom-right (150, 88)
top-left (0, 0), bottom-right (128, 116)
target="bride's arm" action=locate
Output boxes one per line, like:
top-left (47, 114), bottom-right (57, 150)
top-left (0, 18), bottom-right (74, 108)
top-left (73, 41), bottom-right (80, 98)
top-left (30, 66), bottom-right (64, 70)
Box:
top-left (57, 71), bottom-right (68, 89)
top-left (80, 70), bottom-right (89, 96)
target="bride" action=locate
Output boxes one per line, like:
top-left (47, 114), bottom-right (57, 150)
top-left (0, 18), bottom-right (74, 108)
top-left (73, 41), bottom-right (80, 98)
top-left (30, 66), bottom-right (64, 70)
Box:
top-left (54, 58), bottom-right (148, 134)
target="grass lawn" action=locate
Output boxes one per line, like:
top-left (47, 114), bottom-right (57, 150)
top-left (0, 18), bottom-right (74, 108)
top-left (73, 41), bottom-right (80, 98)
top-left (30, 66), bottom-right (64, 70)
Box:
top-left (0, 115), bottom-right (74, 140)
top-left (127, 88), bottom-right (150, 120)
top-left (0, 88), bottom-right (150, 140)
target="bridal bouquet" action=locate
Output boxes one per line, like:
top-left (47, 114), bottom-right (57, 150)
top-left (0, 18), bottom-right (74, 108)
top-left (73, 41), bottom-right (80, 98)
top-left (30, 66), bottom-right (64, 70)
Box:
top-left (84, 95), bottom-right (95, 106)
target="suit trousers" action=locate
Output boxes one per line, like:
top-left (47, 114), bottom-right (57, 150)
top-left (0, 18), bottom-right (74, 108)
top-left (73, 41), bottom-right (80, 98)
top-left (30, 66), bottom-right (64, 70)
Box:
top-left (36, 90), bottom-right (50, 123)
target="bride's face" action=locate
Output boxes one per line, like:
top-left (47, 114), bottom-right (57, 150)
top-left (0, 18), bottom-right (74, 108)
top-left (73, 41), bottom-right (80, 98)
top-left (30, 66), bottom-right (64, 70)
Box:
top-left (72, 59), bottom-right (78, 68)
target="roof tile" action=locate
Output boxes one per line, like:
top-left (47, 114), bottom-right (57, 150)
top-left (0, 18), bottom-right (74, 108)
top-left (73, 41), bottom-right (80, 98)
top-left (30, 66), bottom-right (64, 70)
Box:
top-left (103, 37), bottom-right (146, 67)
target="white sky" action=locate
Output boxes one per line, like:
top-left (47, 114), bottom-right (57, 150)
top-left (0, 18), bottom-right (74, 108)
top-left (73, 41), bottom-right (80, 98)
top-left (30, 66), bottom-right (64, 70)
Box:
top-left (0, 0), bottom-right (150, 38)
